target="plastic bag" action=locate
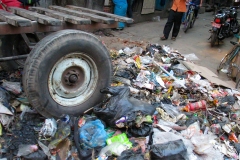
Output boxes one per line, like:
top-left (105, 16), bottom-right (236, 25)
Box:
top-left (48, 122), bottom-right (71, 149)
top-left (17, 144), bottom-right (38, 157)
top-left (106, 133), bottom-right (132, 148)
top-left (181, 122), bottom-right (201, 139)
top-left (150, 139), bottom-right (188, 160)
top-left (39, 118), bottom-right (57, 138)
top-left (140, 56), bottom-right (154, 65)
top-left (98, 142), bottom-right (129, 157)
top-left (172, 63), bottom-right (188, 71)
top-left (191, 134), bottom-right (224, 159)
top-left (191, 134), bottom-right (216, 155)
top-left (220, 96), bottom-right (236, 105)
top-left (127, 123), bottom-right (152, 137)
top-left (79, 119), bottom-right (107, 149)
top-left (1, 81), bottom-right (22, 95)
top-left (0, 87), bottom-right (10, 104)
top-left (93, 87), bottom-right (156, 128)
top-left (117, 148), bottom-right (144, 160)
top-left (134, 70), bottom-right (154, 90)
top-left (23, 150), bottom-right (47, 160)
top-left (151, 129), bottom-right (194, 158)
top-left (123, 47), bottom-right (143, 56)
top-left (160, 103), bottom-right (180, 119)
top-left (183, 53), bottom-right (199, 61)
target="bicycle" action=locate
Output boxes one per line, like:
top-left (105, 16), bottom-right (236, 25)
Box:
top-left (233, 63), bottom-right (240, 89)
top-left (184, 2), bottom-right (198, 33)
top-left (217, 36), bottom-right (240, 89)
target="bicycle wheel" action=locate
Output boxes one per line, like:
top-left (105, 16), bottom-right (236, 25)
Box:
top-left (217, 45), bottom-right (238, 74)
top-left (235, 71), bottom-right (240, 89)
top-left (190, 13), bottom-right (196, 28)
top-left (184, 14), bottom-right (190, 33)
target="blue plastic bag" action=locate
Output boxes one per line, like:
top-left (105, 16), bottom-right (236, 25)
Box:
top-left (79, 119), bottom-right (107, 149)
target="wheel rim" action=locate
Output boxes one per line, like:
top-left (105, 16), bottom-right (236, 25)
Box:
top-left (48, 52), bottom-right (98, 106)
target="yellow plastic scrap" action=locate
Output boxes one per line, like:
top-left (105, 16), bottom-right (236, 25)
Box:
top-left (111, 82), bottom-right (123, 86)
top-left (163, 85), bottom-right (173, 98)
top-left (110, 49), bottom-right (119, 58)
top-left (134, 55), bottom-right (141, 69)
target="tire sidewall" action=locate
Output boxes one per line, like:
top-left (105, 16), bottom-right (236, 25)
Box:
top-left (25, 30), bottom-right (112, 117)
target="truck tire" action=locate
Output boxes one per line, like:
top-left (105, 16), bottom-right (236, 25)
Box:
top-left (0, 35), bottom-right (29, 71)
top-left (23, 30), bottom-right (112, 118)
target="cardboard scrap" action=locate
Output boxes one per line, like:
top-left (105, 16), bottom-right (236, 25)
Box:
top-left (182, 61), bottom-right (235, 89)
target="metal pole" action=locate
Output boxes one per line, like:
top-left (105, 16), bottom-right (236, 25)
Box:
top-left (0, 54), bottom-right (28, 62)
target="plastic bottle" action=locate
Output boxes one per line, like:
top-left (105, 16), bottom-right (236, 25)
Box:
top-left (183, 100), bottom-right (207, 112)
top-left (229, 132), bottom-right (239, 143)
top-left (152, 16), bottom-right (161, 22)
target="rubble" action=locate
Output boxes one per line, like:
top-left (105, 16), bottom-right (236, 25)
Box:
top-left (0, 42), bottom-right (239, 160)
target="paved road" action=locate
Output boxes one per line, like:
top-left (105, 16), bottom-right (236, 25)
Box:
top-left (110, 11), bottom-right (237, 88)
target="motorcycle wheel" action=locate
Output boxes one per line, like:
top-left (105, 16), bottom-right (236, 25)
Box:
top-left (210, 32), bottom-right (217, 47)
top-left (235, 72), bottom-right (240, 89)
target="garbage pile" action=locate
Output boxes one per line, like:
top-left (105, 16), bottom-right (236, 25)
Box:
top-left (0, 44), bottom-right (239, 159)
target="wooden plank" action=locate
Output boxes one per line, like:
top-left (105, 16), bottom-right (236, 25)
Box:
top-left (9, 7), bottom-right (62, 26)
top-left (0, 9), bottom-right (31, 27)
top-left (29, 7), bottom-right (91, 25)
top-left (66, 5), bottom-right (133, 23)
top-left (49, 5), bottom-right (115, 24)
top-left (0, 21), bottom-right (118, 35)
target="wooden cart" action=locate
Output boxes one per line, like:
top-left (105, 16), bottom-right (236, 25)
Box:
top-left (0, 6), bottom-right (133, 118)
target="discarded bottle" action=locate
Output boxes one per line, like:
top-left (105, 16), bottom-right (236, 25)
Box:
top-left (229, 132), bottom-right (239, 143)
top-left (152, 16), bottom-right (161, 22)
top-left (183, 100), bottom-right (206, 112)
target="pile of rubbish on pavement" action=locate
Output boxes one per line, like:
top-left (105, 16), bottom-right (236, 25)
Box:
top-left (0, 43), bottom-right (240, 160)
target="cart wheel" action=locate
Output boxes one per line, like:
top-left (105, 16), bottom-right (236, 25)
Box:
top-left (23, 30), bottom-right (112, 118)
top-left (0, 34), bottom-right (36, 71)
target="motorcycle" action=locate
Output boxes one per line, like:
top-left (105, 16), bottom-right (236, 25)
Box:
top-left (209, 7), bottom-right (239, 47)
top-left (229, 7), bottom-right (239, 35)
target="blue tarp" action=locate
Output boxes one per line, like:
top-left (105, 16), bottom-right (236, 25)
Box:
top-left (113, 0), bottom-right (128, 29)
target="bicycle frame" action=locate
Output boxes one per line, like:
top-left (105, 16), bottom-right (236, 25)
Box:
top-left (218, 42), bottom-right (240, 75)
top-left (183, 2), bottom-right (198, 33)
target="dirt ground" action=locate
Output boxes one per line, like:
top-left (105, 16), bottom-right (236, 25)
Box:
top-left (97, 11), bottom-right (237, 88)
